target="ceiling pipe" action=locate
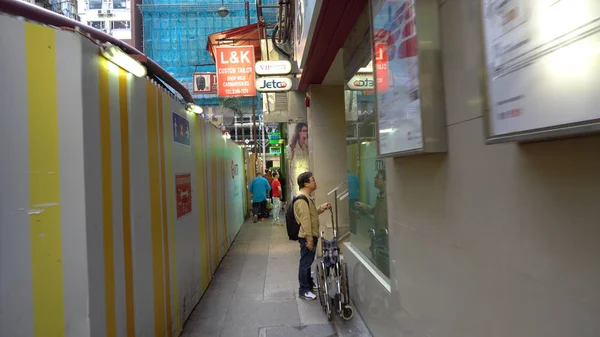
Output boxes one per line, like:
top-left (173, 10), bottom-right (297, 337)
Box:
top-left (0, 0), bottom-right (194, 104)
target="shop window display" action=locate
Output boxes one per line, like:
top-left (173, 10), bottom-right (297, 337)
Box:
top-left (345, 91), bottom-right (390, 278)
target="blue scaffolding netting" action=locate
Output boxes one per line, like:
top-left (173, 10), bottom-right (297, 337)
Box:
top-left (140, 0), bottom-right (278, 107)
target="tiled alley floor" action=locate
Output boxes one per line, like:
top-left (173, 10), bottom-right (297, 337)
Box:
top-left (180, 218), bottom-right (372, 337)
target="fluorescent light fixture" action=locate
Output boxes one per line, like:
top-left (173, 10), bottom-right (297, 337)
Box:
top-left (185, 103), bottom-right (204, 115)
top-left (379, 128), bottom-right (394, 134)
top-left (100, 43), bottom-right (147, 78)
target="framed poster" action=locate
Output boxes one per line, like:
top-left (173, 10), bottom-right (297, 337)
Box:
top-left (172, 113), bottom-right (190, 146)
top-left (370, 0), bottom-right (447, 157)
top-left (482, 0), bottom-right (600, 143)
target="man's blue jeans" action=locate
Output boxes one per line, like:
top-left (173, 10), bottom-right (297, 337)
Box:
top-left (298, 236), bottom-right (318, 295)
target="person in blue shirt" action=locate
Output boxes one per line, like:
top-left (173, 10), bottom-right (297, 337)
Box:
top-left (249, 173), bottom-right (271, 222)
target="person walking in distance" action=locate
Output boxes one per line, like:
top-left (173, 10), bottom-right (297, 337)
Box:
top-left (294, 172), bottom-right (331, 300)
top-left (271, 171), bottom-right (283, 225)
top-left (249, 173), bottom-right (271, 222)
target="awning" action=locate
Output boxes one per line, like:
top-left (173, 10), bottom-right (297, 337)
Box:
top-left (206, 22), bottom-right (265, 63)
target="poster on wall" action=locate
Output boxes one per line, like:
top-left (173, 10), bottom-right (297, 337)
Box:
top-left (193, 72), bottom-right (216, 94)
top-left (172, 113), bottom-right (190, 146)
top-left (482, 0), bottom-right (600, 142)
top-left (286, 122), bottom-right (309, 200)
top-left (371, 0), bottom-right (423, 156)
top-left (175, 173), bottom-right (192, 218)
top-left (215, 46), bottom-right (256, 97)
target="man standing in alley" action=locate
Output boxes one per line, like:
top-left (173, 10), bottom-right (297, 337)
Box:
top-left (294, 171), bottom-right (331, 300)
top-left (271, 171), bottom-right (283, 225)
top-left (249, 173), bottom-right (271, 222)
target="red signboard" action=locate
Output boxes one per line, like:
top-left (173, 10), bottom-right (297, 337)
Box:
top-left (216, 46), bottom-right (256, 97)
top-left (375, 43), bottom-right (390, 93)
top-left (175, 173), bottom-right (192, 218)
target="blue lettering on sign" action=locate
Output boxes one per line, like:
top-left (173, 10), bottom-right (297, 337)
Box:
top-left (259, 79), bottom-right (289, 89)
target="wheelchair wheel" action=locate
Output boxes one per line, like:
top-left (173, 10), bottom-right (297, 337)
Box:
top-left (341, 305), bottom-right (355, 321)
top-left (315, 264), bottom-right (326, 308)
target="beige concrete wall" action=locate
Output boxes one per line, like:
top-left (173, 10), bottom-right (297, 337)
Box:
top-left (307, 85), bottom-right (350, 232)
top-left (345, 0), bottom-right (600, 336)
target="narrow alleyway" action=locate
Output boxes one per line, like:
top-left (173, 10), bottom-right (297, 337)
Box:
top-left (180, 219), bottom-right (372, 337)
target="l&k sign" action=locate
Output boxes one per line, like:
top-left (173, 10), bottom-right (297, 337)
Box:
top-left (216, 46), bottom-right (256, 97)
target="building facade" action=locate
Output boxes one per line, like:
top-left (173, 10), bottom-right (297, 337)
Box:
top-left (22, 0), bottom-right (79, 20)
top-left (77, 0), bottom-right (132, 45)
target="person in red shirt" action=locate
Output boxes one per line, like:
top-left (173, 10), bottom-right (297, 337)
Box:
top-left (271, 171), bottom-right (283, 225)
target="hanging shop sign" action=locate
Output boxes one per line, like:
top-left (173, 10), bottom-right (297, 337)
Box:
top-left (482, 0), bottom-right (600, 143)
top-left (269, 146), bottom-right (282, 155)
top-left (175, 173), bottom-right (192, 218)
top-left (192, 72), bottom-right (217, 94)
top-left (347, 73), bottom-right (374, 90)
top-left (255, 60), bottom-right (293, 75)
top-left (268, 132), bottom-right (282, 144)
top-left (256, 77), bottom-right (292, 92)
top-left (215, 46), bottom-right (256, 97)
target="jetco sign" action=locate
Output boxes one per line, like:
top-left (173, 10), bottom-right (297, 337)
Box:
top-left (347, 74), bottom-right (374, 90)
top-left (255, 60), bottom-right (292, 75)
top-left (256, 77), bottom-right (293, 92)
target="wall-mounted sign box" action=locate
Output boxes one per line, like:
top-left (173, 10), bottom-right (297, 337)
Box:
top-left (370, 0), bottom-right (447, 157)
top-left (255, 60), bottom-right (293, 75)
top-left (256, 77), bottom-right (293, 92)
top-left (482, 0), bottom-right (600, 143)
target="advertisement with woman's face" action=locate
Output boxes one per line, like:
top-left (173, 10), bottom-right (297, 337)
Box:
top-left (286, 122), bottom-right (310, 200)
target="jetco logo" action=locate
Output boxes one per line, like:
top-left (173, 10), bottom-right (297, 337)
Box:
top-left (255, 60), bottom-right (292, 75)
top-left (256, 77), bottom-right (293, 92)
top-left (347, 74), bottom-right (374, 90)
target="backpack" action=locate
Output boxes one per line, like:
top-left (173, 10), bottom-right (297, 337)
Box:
top-left (285, 195), bottom-right (309, 241)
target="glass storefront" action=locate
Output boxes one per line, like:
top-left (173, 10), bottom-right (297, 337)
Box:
top-left (345, 89), bottom-right (390, 278)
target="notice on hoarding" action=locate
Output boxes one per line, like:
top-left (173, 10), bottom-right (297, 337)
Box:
top-left (216, 46), bottom-right (256, 97)
top-left (175, 173), bottom-right (192, 218)
top-left (482, 0), bottom-right (600, 139)
top-left (372, 0), bottom-right (423, 156)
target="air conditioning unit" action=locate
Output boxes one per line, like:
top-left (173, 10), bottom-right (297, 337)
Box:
top-left (106, 9), bottom-right (111, 14)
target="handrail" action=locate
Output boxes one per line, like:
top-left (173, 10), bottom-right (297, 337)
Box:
top-left (0, 0), bottom-right (194, 104)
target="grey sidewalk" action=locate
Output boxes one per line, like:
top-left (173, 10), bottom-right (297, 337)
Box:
top-left (180, 218), bottom-right (372, 337)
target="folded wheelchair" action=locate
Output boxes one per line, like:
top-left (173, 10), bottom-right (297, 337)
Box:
top-left (314, 208), bottom-right (355, 321)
